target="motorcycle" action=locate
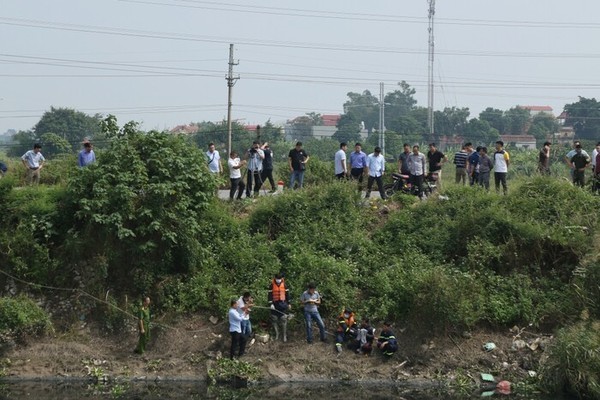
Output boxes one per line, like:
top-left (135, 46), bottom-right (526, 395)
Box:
top-left (384, 172), bottom-right (438, 198)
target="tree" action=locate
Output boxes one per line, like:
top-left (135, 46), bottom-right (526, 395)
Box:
top-left (564, 97), bottom-right (600, 139)
top-left (67, 116), bottom-right (216, 291)
top-left (463, 118), bottom-right (500, 144)
top-left (305, 112), bottom-right (323, 126)
top-left (8, 130), bottom-right (36, 157)
top-left (504, 107), bottom-right (531, 135)
top-left (528, 113), bottom-right (559, 141)
top-left (39, 133), bottom-right (71, 157)
top-left (479, 107), bottom-right (506, 133)
top-left (288, 115), bottom-right (315, 140)
top-left (259, 119), bottom-right (284, 143)
top-left (384, 81), bottom-right (418, 128)
top-left (333, 114), bottom-right (362, 144)
top-left (434, 107), bottom-right (470, 137)
top-left (33, 107), bottom-right (102, 148)
top-left (343, 90), bottom-right (380, 133)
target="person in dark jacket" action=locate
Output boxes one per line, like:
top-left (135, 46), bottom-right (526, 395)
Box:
top-left (377, 322), bottom-right (398, 358)
top-left (335, 307), bottom-right (357, 353)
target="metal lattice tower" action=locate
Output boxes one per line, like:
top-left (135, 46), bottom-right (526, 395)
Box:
top-left (427, 0), bottom-right (436, 140)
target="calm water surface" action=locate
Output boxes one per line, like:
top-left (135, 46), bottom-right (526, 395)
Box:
top-left (0, 381), bottom-right (575, 399)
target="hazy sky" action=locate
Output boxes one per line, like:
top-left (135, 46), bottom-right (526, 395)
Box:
top-left (2, 0), bottom-right (599, 134)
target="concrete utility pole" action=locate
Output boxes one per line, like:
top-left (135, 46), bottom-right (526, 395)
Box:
top-left (427, 0), bottom-right (436, 141)
top-left (379, 82), bottom-right (386, 156)
top-left (226, 44), bottom-right (239, 156)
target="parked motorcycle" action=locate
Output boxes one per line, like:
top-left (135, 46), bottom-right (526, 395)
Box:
top-left (383, 172), bottom-right (438, 197)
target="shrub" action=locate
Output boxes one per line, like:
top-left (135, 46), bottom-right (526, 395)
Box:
top-left (0, 296), bottom-right (53, 341)
top-left (541, 320), bottom-right (600, 398)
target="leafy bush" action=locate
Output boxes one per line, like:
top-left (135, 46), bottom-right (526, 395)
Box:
top-left (541, 320), bottom-right (600, 398)
top-left (0, 296), bottom-right (53, 341)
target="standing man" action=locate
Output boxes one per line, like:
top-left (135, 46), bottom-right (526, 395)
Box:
top-left (468, 146), bottom-right (482, 186)
top-left (228, 299), bottom-right (247, 359)
top-left (493, 140), bottom-right (510, 195)
top-left (349, 142), bottom-right (368, 191)
top-left (268, 273), bottom-right (291, 342)
top-left (334, 142), bottom-right (348, 180)
top-left (477, 147), bottom-right (493, 191)
top-left (78, 140), bottom-right (96, 167)
top-left (300, 282), bottom-right (327, 344)
top-left (245, 141), bottom-right (265, 197)
top-left (571, 144), bottom-right (590, 188)
top-left (134, 297), bottom-right (151, 354)
top-left (538, 141), bottom-right (551, 175)
top-left (237, 292), bottom-right (254, 338)
top-left (206, 142), bottom-right (222, 175)
top-left (260, 142), bottom-right (276, 192)
top-left (288, 142), bottom-right (309, 189)
top-left (21, 143), bottom-right (45, 185)
top-left (228, 151), bottom-right (246, 200)
top-left (592, 142), bottom-right (600, 193)
top-left (397, 143), bottom-right (412, 176)
top-left (453, 145), bottom-right (469, 185)
top-left (565, 141), bottom-right (589, 178)
top-left (427, 143), bottom-right (447, 186)
top-left (365, 147), bottom-right (386, 199)
top-left (407, 145), bottom-right (427, 198)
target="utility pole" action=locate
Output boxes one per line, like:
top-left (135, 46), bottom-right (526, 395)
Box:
top-left (379, 82), bottom-right (386, 156)
top-left (427, 0), bottom-right (436, 141)
top-left (226, 44), bottom-right (239, 156)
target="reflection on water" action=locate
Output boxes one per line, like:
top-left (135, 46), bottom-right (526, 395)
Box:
top-left (0, 380), bottom-right (574, 399)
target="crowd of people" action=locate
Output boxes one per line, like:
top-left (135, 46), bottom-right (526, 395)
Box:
top-left (226, 273), bottom-right (399, 360)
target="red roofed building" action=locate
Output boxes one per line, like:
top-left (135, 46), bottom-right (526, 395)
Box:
top-left (519, 105), bottom-right (554, 117)
top-left (321, 114), bottom-right (341, 127)
top-left (500, 134), bottom-right (537, 149)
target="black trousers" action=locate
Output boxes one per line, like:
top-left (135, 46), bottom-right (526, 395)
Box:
top-left (229, 178), bottom-right (245, 200)
top-left (246, 170), bottom-right (263, 196)
top-left (494, 172), bottom-right (507, 194)
top-left (230, 331), bottom-right (247, 359)
top-left (366, 176), bottom-right (386, 199)
top-left (350, 168), bottom-right (365, 190)
top-left (261, 169), bottom-right (275, 190)
top-left (410, 174), bottom-right (424, 198)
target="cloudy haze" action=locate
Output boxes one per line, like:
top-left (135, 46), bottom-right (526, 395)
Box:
top-left (2, 0), bottom-right (599, 133)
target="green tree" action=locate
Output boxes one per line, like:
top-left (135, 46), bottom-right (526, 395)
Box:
top-left (463, 118), bottom-right (500, 144)
top-left (564, 97), bottom-right (600, 139)
top-left (288, 115), bottom-right (315, 140)
top-left (8, 130), bottom-right (36, 157)
top-left (384, 81), bottom-right (418, 128)
top-left (33, 107), bottom-right (102, 148)
top-left (333, 113), bottom-right (362, 144)
top-left (528, 113), bottom-right (559, 140)
top-left (434, 107), bottom-right (470, 136)
top-left (479, 107), bottom-right (506, 133)
top-left (39, 132), bottom-right (71, 158)
top-left (343, 90), bottom-right (380, 133)
top-left (504, 107), bottom-right (531, 134)
top-left (66, 116), bottom-right (216, 292)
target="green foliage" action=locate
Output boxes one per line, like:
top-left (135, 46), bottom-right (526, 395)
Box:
top-left (208, 358), bottom-right (261, 384)
top-left (39, 132), bottom-right (71, 157)
top-left (65, 116), bottom-right (216, 291)
top-left (33, 107), bottom-right (102, 149)
top-left (0, 296), bottom-right (53, 340)
top-left (541, 320), bottom-right (600, 398)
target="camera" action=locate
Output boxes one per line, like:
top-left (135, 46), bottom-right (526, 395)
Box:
top-left (249, 147), bottom-right (257, 154)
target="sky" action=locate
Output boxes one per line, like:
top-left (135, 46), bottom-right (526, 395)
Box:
top-left (2, 0), bottom-right (600, 134)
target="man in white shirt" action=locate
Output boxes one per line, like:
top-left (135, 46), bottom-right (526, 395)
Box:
top-left (21, 143), bottom-right (45, 185)
top-left (365, 146), bottom-right (386, 199)
top-left (407, 145), bottom-right (427, 198)
top-left (591, 142), bottom-right (600, 170)
top-left (206, 142), bottom-right (222, 174)
top-left (228, 151), bottom-right (246, 200)
top-left (334, 142), bottom-right (348, 179)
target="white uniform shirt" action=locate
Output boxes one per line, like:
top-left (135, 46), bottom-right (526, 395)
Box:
top-left (367, 153), bottom-right (385, 177)
top-left (334, 149), bottom-right (347, 175)
top-left (228, 157), bottom-right (242, 179)
top-left (206, 150), bottom-right (221, 173)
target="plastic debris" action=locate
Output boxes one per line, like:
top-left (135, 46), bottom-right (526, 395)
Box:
top-left (483, 342), bottom-right (496, 352)
top-left (480, 373), bottom-right (495, 382)
top-left (496, 380), bottom-right (511, 395)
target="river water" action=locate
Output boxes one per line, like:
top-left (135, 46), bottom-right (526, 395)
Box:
top-left (0, 380), bottom-right (576, 399)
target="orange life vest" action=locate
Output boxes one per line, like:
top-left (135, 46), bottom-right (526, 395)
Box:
top-left (337, 311), bottom-right (355, 332)
top-left (271, 279), bottom-right (287, 302)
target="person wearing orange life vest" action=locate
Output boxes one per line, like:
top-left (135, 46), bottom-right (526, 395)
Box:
top-left (267, 273), bottom-right (291, 342)
top-left (335, 307), bottom-right (357, 353)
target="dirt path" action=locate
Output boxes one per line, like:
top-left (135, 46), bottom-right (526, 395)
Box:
top-left (0, 314), bottom-right (549, 386)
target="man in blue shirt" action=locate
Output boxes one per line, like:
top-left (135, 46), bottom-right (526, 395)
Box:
top-left (349, 142), bottom-right (368, 191)
top-left (228, 298), bottom-right (247, 359)
top-left (78, 141), bottom-right (96, 167)
top-left (468, 146), bottom-right (481, 186)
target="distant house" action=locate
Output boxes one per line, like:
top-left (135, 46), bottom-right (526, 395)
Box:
top-left (552, 126), bottom-right (575, 145)
top-left (312, 114), bottom-right (341, 139)
top-left (170, 124), bottom-right (199, 135)
top-left (520, 105), bottom-right (554, 117)
top-left (500, 134), bottom-right (537, 149)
